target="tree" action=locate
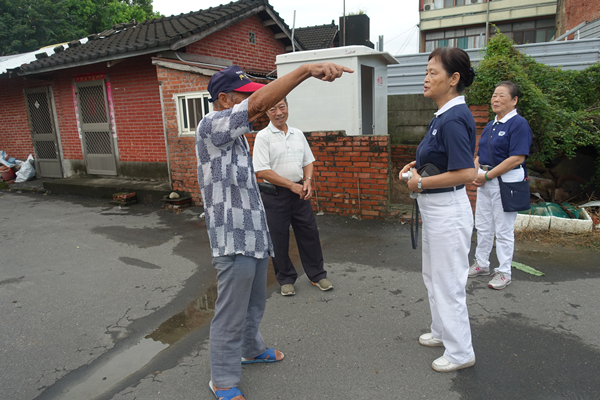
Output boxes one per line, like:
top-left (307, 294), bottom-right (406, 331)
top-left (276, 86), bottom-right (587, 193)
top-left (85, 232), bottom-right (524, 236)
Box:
top-left (466, 32), bottom-right (600, 186)
top-left (0, 0), bottom-right (162, 56)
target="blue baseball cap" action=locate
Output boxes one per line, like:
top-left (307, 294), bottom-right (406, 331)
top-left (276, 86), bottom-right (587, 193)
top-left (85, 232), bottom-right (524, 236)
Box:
top-left (207, 65), bottom-right (265, 102)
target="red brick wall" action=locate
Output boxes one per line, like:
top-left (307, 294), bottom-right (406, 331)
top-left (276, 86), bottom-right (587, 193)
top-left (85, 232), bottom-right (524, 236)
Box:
top-left (186, 15), bottom-right (286, 73)
top-left (0, 77), bottom-right (34, 160)
top-left (1, 56), bottom-right (166, 171)
top-left (52, 57), bottom-right (167, 165)
top-left (247, 131), bottom-right (391, 219)
top-left (157, 128), bottom-right (392, 219)
top-left (564, 0), bottom-right (600, 39)
top-left (310, 133), bottom-right (390, 219)
top-left (108, 56), bottom-right (166, 162)
top-left (157, 66), bottom-right (210, 202)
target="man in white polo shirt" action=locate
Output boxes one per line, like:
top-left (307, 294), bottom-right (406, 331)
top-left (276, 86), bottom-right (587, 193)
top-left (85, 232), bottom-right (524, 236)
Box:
top-left (252, 98), bottom-right (332, 296)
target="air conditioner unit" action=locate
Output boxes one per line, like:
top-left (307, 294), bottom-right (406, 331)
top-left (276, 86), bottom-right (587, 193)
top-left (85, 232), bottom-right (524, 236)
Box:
top-left (423, 3), bottom-right (436, 11)
top-left (470, 0), bottom-right (484, 4)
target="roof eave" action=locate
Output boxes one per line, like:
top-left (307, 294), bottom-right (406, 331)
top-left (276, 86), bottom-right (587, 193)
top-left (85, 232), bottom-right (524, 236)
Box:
top-left (17, 45), bottom-right (173, 76)
top-left (264, 5), bottom-right (304, 51)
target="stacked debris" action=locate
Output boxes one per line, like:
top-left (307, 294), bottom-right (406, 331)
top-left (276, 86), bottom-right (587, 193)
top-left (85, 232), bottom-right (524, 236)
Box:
top-left (111, 192), bottom-right (137, 206)
top-left (1, 151), bottom-right (36, 184)
top-left (162, 192), bottom-right (192, 210)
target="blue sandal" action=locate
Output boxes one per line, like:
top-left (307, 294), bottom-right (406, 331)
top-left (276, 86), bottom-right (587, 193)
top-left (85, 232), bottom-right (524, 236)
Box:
top-left (241, 348), bottom-right (283, 364)
top-left (209, 380), bottom-right (244, 400)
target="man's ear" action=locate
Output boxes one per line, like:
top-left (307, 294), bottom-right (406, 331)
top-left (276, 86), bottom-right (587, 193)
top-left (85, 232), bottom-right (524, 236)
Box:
top-left (218, 92), bottom-right (233, 108)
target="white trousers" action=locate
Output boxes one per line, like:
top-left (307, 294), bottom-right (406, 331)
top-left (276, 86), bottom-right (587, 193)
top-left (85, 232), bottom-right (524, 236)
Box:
top-left (474, 168), bottom-right (520, 276)
top-left (418, 188), bottom-right (475, 364)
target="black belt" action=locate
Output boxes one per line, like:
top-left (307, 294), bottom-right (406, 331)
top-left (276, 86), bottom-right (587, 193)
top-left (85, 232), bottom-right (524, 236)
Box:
top-left (422, 184), bottom-right (465, 194)
top-left (480, 165), bottom-right (522, 172)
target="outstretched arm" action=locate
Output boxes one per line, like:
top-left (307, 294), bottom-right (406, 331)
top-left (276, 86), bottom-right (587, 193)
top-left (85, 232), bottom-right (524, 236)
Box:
top-left (247, 63), bottom-right (353, 122)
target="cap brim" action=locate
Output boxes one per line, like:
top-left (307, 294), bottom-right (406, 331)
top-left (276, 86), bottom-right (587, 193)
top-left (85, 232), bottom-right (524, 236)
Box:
top-left (234, 82), bottom-right (265, 93)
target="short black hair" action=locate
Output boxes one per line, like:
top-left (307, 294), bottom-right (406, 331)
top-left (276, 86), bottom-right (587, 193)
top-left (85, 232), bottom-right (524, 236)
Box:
top-left (496, 81), bottom-right (521, 100)
top-left (428, 47), bottom-right (473, 93)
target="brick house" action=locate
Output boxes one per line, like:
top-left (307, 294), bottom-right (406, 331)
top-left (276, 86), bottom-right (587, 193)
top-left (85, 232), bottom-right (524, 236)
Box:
top-left (0, 0), bottom-right (302, 203)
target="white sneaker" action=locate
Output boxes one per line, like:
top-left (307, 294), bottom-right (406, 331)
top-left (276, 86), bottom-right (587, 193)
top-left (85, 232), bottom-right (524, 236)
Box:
top-left (431, 355), bottom-right (475, 372)
top-left (468, 260), bottom-right (490, 278)
top-left (419, 333), bottom-right (444, 347)
top-left (488, 271), bottom-right (511, 290)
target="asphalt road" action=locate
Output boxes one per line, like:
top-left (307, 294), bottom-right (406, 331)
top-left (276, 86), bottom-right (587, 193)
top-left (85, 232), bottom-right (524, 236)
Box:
top-left (1, 191), bottom-right (599, 400)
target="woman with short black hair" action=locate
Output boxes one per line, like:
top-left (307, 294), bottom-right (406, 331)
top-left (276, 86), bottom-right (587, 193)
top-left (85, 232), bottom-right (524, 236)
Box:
top-left (469, 81), bottom-right (532, 289)
top-left (400, 46), bottom-right (477, 372)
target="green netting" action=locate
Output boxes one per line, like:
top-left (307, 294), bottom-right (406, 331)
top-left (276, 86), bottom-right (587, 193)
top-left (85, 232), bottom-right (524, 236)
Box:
top-left (518, 202), bottom-right (582, 219)
top-left (519, 202), bottom-right (568, 218)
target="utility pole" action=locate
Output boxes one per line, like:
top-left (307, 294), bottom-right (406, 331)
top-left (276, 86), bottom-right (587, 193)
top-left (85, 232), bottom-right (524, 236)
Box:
top-left (343, 0), bottom-right (346, 46)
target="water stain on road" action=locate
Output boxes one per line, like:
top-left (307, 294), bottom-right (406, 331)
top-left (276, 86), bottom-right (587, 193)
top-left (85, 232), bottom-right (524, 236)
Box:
top-left (147, 283), bottom-right (218, 345)
top-left (119, 257), bottom-right (161, 270)
top-left (453, 317), bottom-right (600, 399)
top-left (35, 229), bottom-right (299, 400)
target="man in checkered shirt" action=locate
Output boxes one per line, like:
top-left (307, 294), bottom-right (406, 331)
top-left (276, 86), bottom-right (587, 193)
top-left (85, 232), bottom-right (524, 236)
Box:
top-left (197, 63), bottom-right (353, 400)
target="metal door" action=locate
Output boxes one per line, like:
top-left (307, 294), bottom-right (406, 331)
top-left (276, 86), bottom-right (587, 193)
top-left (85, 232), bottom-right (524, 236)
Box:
top-left (75, 80), bottom-right (117, 175)
top-left (24, 87), bottom-right (63, 177)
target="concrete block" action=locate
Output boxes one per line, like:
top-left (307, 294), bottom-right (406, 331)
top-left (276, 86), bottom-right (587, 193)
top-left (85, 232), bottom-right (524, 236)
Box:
top-left (388, 109), bottom-right (435, 126)
top-left (514, 214), bottom-right (550, 231)
top-left (389, 126), bottom-right (428, 145)
top-left (515, 208), bottom-right (594, 233)
top-left (388, 94), bottom-right (437, 111)
top-left (550, 208), bottom-right (593, 233)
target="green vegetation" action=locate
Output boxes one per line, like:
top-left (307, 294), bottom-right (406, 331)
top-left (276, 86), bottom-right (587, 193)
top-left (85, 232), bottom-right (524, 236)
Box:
top-left (466, 32), bottom-right (600, 186)
top-left (0, 0), bottom-right (162, 56)
top-left (347, 9), bottom-right (367, 16)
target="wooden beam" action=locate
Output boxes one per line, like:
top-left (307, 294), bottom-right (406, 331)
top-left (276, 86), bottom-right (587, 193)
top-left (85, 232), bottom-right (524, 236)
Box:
top-left (158, 51), bottom-right (232, 67)
top-left (274, 32), bottom-right (288, 40)
top-left (262, 19), bottom-right (277, 27)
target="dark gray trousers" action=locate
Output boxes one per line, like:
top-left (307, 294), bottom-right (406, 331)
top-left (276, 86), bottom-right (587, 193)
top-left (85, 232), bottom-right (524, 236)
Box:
top-left (210, 254), bottom-right (268, 387)
top-left (261, 186), bottom-right (327, 285)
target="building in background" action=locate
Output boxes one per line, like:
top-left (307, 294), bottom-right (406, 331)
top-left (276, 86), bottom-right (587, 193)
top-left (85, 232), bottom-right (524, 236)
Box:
top-left (293, 21), bottom-right (340, 50)
top-left (418, 0), bottom-right (557, 52)
top-left (556, 0), bottom-right (600, 40)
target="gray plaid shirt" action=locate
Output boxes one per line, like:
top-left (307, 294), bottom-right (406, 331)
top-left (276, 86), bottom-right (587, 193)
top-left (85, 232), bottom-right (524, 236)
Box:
top-left (195, 99), bottom-right (273, 259)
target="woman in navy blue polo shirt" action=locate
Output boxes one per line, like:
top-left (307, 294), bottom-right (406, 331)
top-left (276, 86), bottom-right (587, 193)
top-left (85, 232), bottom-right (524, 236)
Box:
top-left (469, 81), bottom-right (532, 290)
top-left (399, 47), bottom-right (477, 372)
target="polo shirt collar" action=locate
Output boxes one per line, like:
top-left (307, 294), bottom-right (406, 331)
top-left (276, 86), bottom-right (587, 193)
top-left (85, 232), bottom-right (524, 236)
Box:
top-left (494, 108), bottom-right (518, 124)
top-left (267, 122), bottom-right (292, 134)
top-left (434, 95), bottom-right (465, 117)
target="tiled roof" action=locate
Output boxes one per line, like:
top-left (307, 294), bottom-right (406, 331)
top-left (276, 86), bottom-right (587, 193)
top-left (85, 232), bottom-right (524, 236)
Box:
top-left (19, 0), bottom-right (300, 75)
top-left (293, 22), bottom-right (339, 50)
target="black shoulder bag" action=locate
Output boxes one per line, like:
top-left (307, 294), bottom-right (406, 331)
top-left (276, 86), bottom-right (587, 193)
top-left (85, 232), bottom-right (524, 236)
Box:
top-left (410, 163), bottom-right (441, 249)
top-left (487, 135), bottom-right (531, 212)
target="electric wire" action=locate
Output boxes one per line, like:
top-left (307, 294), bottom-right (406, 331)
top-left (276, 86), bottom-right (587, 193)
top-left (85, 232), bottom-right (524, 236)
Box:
top-left (395, 25), bottom-right (419, 55)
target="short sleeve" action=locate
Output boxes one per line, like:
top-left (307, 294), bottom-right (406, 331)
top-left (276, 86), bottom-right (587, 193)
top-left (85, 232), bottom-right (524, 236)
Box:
top-left (206, 99), bottom-right (251, 148)
top-left (252, 130), bottom-right (271, 172)
top-left (441, 119), bottom-right (475, 171)
top-left (508, 117), bottom-right (533, 157)
top-left (300, 131), bottom-right (316, 167)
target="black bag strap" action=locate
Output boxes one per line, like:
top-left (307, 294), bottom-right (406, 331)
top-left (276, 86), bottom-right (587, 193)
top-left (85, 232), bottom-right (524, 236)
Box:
top-left (410, 198), bottom-right (419, 249)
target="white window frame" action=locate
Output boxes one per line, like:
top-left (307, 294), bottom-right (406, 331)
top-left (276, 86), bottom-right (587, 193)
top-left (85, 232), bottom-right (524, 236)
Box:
top-left (175, 91), bottom-right (213, 136)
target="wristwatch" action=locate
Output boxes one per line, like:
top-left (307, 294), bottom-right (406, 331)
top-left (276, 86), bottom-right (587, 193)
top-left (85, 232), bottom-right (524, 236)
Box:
top-left (417, 177), bottom-right (423, 191)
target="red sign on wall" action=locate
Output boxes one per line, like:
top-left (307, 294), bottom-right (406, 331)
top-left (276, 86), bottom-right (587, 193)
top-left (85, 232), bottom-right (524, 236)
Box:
top-left (74, 73), bottom-right (105, 82)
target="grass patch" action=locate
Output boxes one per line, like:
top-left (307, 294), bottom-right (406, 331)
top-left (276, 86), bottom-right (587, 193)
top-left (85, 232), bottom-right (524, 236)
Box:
top-left (515, 228), bottom-right (600, 251)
